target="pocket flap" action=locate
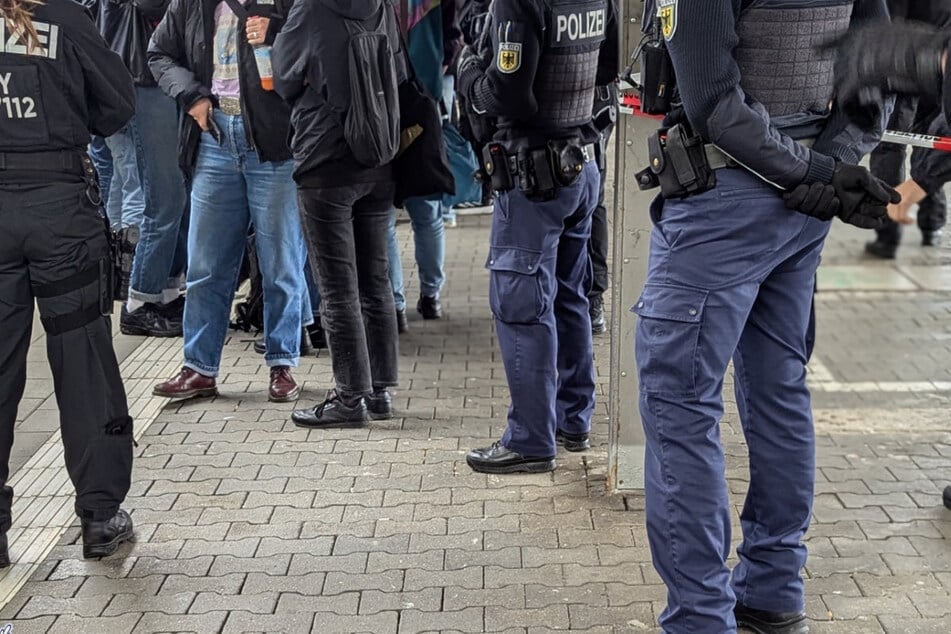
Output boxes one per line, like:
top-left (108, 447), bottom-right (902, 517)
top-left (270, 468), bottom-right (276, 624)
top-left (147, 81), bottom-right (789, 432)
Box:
top-left (631, 283), bottom-right (707, 323)
top-left (485, 247), bottom-right (542, 275)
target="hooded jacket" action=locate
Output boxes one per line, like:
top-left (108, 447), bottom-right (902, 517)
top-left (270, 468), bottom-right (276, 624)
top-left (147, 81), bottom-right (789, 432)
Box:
top-left (148, 0), bottom-right (293, 172)
top-left (272, 0), bottom-right (407, 186)
top-left (98, 1), bottom-right (170, 87)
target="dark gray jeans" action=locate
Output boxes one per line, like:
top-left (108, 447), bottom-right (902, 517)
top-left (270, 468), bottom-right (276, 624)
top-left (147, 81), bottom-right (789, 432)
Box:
top-left (298, 181), bottom-right (399, 397)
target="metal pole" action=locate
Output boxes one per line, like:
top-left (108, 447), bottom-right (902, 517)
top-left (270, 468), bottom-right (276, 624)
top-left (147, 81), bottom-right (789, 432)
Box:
top-left (607, 0), bottom-right (653, 492)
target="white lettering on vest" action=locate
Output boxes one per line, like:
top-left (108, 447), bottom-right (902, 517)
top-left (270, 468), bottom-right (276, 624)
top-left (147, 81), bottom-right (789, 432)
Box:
top-left (0, 72), bottom-right (10, 95)
top-left (0, 20), bottom-right (59, 59)
top-left (555, 9), bottom-right (605, 43)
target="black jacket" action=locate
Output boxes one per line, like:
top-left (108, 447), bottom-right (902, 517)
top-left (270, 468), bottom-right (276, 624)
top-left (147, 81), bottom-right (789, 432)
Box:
top-left (98, 1), bottom-right (170, 87)
top-left (148, 0), bottom-right (293, 171)
top-left (0, 0), bottom-right (134, 154)
top-left (272, 0), bottom-right (406, 186)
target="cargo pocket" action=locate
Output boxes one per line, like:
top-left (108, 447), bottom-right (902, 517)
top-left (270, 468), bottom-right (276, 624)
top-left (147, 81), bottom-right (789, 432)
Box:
top-left (631, 283), bottom-right (708, 398)
top-left (486, 247), bottom-right (546, 323)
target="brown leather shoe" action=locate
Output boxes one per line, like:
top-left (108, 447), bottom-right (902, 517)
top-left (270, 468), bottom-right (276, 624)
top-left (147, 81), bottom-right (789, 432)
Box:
top-left (268, 366), bottom-right (300, 402)
top-left (153, 367), bottom-right (217, 400)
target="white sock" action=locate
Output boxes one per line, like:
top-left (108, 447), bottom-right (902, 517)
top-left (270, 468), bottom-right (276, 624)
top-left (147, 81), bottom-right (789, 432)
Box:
top-left (126, 298), bottom-right (145, 312)
top-left (162, 288), bottom-right (182, 304)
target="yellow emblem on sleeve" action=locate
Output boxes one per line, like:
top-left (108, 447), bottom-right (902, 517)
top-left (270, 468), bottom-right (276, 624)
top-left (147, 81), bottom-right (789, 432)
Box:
top-left (497, 42), bottom-right (522, 74)
top-left (658, 0), bottom-right (677, 40)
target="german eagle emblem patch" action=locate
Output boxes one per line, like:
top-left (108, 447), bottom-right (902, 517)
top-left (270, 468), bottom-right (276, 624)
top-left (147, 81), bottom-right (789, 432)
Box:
top-left (657, 0), bottom-right (677, 40)
top-left (497, 42), bottom-right (522, 74)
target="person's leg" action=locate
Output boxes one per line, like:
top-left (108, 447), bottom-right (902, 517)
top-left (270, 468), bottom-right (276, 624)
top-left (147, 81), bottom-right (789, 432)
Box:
top-left (868, 96), bottom-right (915, 254)
top-left (587, 124), bottom-right (613, 334)
top-left (104, 126), bottom-right (146, 230)
top-left (353, 182), bottom-right (399, 398)
top-left (440, 74), bottom-right (458, 226)
top-left (387, 209), bottom-right (407, 331)
top-left (730, 228), bottom-right (827, 616)
top-left (243, 151), bottom-right (305, 371)
top-left (87, 135), bottom-right (113, 213)
top-left (555, 164), bottom-right (600, 445)
top-left (403, 196), bottom-right (446, 317)
top-left (20, 184), bottom-right (133, 549)
top-left (179, 114), bottom-right (251, 379)
top-left (634, 169), bottom-right (826, 633)
top-left (293, 184), bottom-right (372, 427)
top-left (126, 86), bottom-right (189, 314)
top-left (0, 207), bottom-right (33, 547)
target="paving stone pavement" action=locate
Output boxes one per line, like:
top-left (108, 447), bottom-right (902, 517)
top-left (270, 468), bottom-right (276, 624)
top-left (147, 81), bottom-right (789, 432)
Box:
top-left (0, 215), bottom-right (949, 633)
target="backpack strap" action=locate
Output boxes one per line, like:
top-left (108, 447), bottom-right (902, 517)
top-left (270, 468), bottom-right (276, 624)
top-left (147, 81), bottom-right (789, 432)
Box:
top-left (222, 0), bottom-right (250, 19)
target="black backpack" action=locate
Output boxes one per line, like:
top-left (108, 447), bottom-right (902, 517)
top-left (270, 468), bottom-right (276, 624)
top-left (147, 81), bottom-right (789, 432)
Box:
top-left (343, 8), bottom-right (401, 168)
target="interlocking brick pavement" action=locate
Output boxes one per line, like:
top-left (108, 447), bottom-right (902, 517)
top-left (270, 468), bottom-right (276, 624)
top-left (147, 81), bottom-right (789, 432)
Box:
top-left (0, 216), bottom-right (948, 633)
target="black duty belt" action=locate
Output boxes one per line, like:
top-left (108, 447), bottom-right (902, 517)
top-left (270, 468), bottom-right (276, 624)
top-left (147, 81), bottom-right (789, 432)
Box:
top-left (504, 143), bottom-right (597, 174)
top-left (0, 150), bottom-right (90, 176)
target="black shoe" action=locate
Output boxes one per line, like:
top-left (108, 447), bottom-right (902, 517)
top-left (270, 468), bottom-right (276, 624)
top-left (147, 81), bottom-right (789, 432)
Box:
top-left (291, 390), bottom-right (368, 428)
top-left (155, 295), bottom-right (185, 324)
top-left (734, 603), bottom-right (808, 634)
top-left (417, 295), bottom-right (442, 320)
top-left (0, 533), bottom-right (9, 568)
top-left (589, 296), bottom-right (606, 335)
top-left (922, 230), bottom-right (943, 247)
top-left (120, 304), bottom-right (182, 337)
top-left (556, 430), bottom-right (590, 452)
top-left (365, 389), bottom-right (393, 420)
top-left (466, 441), bottom-right (556, 474)
top-left (943, 485), bottom-right (951, 510)
top-left (253, 327), bottom-right (313, 355)
top-left (864, 240), bottom-right (897, 260)
top-left (82, 509), bottom-right (134, 559)
top-left (306, 319), bottom-right (328, 349)
top-left (396, 308), bottom-right (409, 334)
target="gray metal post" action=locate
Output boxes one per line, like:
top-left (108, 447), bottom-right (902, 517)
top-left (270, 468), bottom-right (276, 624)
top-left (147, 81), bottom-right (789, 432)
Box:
top-left (607, 0), bottom-right (655, 492)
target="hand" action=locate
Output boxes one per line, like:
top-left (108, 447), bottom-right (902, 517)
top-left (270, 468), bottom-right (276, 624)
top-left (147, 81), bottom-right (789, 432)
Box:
top-left (888, 179), bottom-right (927, 225)
top-left (783, 182), bottom-right (840, 221)
top-left (820, 21), bottom-right (947, 128)
top-left (188, 97), bottom-right (213, 131)
top-left (246, 17), bottom-right (270, 46)
top-left (830, 163), bottom-right (900, 230)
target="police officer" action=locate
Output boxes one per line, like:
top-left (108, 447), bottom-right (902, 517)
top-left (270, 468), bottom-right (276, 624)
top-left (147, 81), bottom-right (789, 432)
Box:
top-left (864, 0), bottom-right (951, 258)
top-left (456, 0), bottom-right (617, 473)
top-left (822, 17), bottom-right (951, 515)
top-left (0, 0), bottom-right (136, 563)
top-left (631, 1), bottom-right (897, 632)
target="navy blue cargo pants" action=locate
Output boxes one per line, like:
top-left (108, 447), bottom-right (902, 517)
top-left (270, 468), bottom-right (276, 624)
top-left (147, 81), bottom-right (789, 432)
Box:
top-left (489, 161), bottom-right (600, 458)
top-left (632, 168), bottom-right (830, 632)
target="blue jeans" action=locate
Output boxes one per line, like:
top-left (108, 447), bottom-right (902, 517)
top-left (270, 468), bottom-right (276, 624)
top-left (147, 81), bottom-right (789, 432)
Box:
top-left (183, 112), bottom-right (306, 375)
top-left (632, 168), bottom-right (830, 632)
top-left (128, 86), bottom-right (189, 302)
top-left (440, 75), bottom-right (456, 224)
top-left (387, 196), bottom-right (445, 305)
top-left (87, 136), bottom-right (113, 212)
top-left (104, 126), bottom-right (146, 230)
top-left (490, 162), bottom-right (599, 458)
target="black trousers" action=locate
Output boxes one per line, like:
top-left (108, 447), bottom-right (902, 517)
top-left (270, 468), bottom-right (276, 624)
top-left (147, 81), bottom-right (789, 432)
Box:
top-left (588, 119), bottom-right (615, 300)
top-left (869, 93), bottom-right (948, 244)
top-left (298, 180), bottom-right (399, 397)
top-left (0, 181), bottom-right (133, 530)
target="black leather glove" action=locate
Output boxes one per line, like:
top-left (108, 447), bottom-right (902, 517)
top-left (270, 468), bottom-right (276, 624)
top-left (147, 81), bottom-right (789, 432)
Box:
top-left (783, 182), bottom-right (840, 221)
top-left (830, 163), bottom-right (900, 230)
top-left (821, 20), bottom-right (948, 129)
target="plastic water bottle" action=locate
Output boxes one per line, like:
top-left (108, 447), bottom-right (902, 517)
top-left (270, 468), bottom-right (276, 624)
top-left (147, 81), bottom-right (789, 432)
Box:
top-left (253, 44), bottom-right (274, 91)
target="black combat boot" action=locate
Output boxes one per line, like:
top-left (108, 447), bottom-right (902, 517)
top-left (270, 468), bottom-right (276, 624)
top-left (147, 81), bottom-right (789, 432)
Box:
top-left (82, 509), bottom-right (134, 559)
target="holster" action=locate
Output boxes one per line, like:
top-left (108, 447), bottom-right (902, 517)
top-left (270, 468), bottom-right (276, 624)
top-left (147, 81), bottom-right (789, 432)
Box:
top-left (636, 123), bottom-right (715, 198)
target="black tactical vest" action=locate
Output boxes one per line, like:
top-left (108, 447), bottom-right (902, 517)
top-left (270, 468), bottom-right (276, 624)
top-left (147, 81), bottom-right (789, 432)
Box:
top-left (534, 0), bottom-right (607, 127)
top-left (735, 0), bottom-right (852, 123)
